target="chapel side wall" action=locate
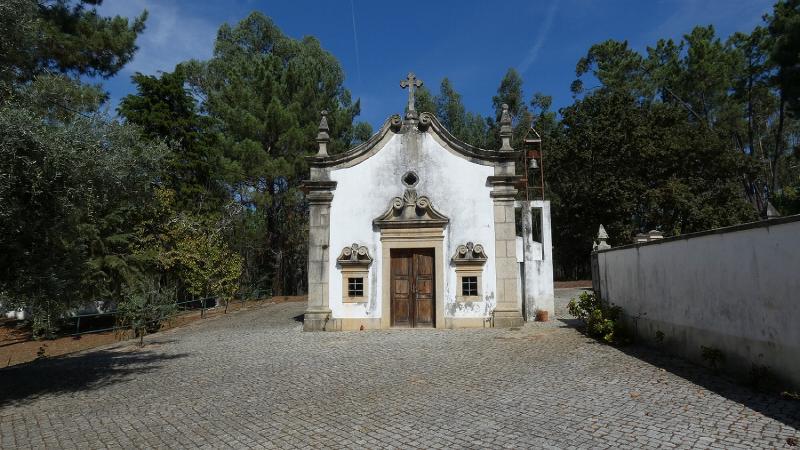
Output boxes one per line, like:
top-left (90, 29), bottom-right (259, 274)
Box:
top-left (326, 132), bottom-right (497, 326)
top-left (595, 216), bottom-right (800, 389)
top-left (519, 200), bottom-right (554, 320)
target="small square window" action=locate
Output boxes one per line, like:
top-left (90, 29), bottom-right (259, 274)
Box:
top-left (348, 277), bottom-right (364, 297)
top-left (462, 276), bottom-right (478, 297)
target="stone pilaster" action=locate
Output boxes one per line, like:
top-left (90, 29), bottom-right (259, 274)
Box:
top-left (490, 103), bottom-right (524, 327)
top-left (303, 180), bottom-right (336, 331)
top-left (489, 170), bottom-right (524, 328)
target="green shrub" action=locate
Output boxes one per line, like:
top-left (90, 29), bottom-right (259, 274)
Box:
top-left (116, 277), bottom-right (177, 347)
top-left (29, 297), bottom-right (66, 340)
top-left (781, 391), bottom-right (800, 401)
top-left (567, 291), bottom-right (629, 345)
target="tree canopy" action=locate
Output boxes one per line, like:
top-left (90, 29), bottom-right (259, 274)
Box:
top-left (172, 12), bottom-right (373, 295)
top-left (406, 4), bottom-right (799, 277)
top-left (3, 0), bottom-right (800, 339)
top-left (544, 6), bottom-right (800, 276)
top-left (0, 0), bottom-right (146, 87)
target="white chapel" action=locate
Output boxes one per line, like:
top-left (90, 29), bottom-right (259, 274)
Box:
top-left (303, 73), bottom-right (554, 331)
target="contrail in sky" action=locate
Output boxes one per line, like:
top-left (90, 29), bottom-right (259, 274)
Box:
top-left (518, 1), bottom-right (558, 74)
top-left (350, 0), bottom-right (362, 87)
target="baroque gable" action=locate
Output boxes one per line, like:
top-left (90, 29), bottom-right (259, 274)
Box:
top-left (452, 242), bottom-right (488, 266)
top-left (373, 186), bottom-right (449, 229)
top-left (337, 243), bottom-right (373, 266)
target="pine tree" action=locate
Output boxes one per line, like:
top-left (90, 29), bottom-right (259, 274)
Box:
top-left (436, 78), bottom-right (466, 136)
top-left (0, 0), bottom-right (146, 85)
top-left (180, 12), bottom-right (371, 295)
top-left (119, 69), bottom-right (225, 214)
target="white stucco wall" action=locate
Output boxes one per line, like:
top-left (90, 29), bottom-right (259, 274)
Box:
top-left (595, 217), bottom-right (800, 388)
top-left (327, 131), bottom-right (496, 321)
top-left (517, 200), bottom-right (555, 320)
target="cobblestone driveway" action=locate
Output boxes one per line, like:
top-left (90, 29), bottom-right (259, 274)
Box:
top-left (1, 290), bottom-right (798, 449)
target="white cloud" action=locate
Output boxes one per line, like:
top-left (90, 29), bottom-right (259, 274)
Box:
top-left (518, 0), bottom-right (559, 74)
top-left (349, 0), bottom-right (362, 87)
top-left (99, 0), bottom-right (217, 75)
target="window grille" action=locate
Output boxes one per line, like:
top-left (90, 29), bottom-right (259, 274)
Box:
top-left (462, 276), bottom-right (478, 297)
top-left (348, 277), bottom-right (364, 297)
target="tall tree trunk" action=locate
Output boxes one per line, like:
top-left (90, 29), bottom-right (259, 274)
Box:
top-left (747, 68), bottom-right (755, 161)
top-left (744, 71), bottom-right (766, 216)
top-left (772, 94), bottom-right (786, 198)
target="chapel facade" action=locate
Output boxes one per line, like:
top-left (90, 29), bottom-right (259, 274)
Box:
top-left (303, 73), bottom-right (554, 331)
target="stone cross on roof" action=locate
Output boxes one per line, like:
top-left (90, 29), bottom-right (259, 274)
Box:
top-left (400, 72), bottom-right (423, 120)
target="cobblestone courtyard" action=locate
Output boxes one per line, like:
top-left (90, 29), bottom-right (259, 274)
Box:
top-left (1, 289), bottom-right (798, 449)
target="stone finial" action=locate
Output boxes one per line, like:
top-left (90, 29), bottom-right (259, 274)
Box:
top-left (400, 72), bottom-right (423, 121)
top-left (595, 224), bottom-right (610, 251)
top-left (766, 202), bottom-right (780, 218)
top-left (499, 103), bottom-right (513, 151)
top-left (597, 224), bottom-right (609, 240)
top-left (316, 110), bottom-right (330, 157)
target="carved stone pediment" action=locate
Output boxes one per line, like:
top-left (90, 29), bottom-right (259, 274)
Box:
top-left (373, 188), bottom-right (449, 229)
top-left (452, 242), bottom-right (487, 266)
top-left (337, 243), bottom-right (373, 266)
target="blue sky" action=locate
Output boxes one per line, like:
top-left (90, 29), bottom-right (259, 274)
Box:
top-left (99, 0), bottom-right (775, 129)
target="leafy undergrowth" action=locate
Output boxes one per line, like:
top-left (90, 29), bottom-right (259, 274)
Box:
top-left (568, 291), bottom-right (630, 345)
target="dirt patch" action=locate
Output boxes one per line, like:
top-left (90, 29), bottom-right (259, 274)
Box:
top-left (269, 295), bottom-right (307, 303)
top-left (0, 296), bottom-right (303, 368)
top-left (0, 320), bottom-right (31, 346)
top-left (0, 329), bottom-right (124, 368)
top-left (554, 280), bottom-right (592, 289)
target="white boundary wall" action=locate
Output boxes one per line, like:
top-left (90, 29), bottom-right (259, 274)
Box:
top-left (593, 215), bottom-right (800, 388)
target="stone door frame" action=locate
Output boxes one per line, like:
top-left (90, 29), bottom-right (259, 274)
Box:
top-left (380, 227), bottom-right (445, 329)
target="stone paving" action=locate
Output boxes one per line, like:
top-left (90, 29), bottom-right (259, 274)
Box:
top-left (1, 289), bottom-right (798, 449)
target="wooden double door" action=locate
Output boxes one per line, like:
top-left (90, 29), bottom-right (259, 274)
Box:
top-left (390, 248), bottom-right (435, 328)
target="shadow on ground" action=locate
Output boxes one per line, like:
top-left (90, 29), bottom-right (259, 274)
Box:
top-left (555, 317), bottom-right (583, 328)
top-left (557, 318), bottom-right (800, 431)
top-left (621, 344), bottom-right (800, 431)
top-left (0, 344), bottom-right (189, 407)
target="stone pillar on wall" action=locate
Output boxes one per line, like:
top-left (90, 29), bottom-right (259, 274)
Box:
top-left (489, 104), bottom-right (524, 328)
top-left (303, 111), bottom-right (336, 331)
top-left (304, 181), bottom-right (336, 331)
top-left (591, 224), bottom-right (610, 300)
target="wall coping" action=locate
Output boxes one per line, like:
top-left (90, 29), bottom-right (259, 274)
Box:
top-left (593, 214), bottom-right (800, 254)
